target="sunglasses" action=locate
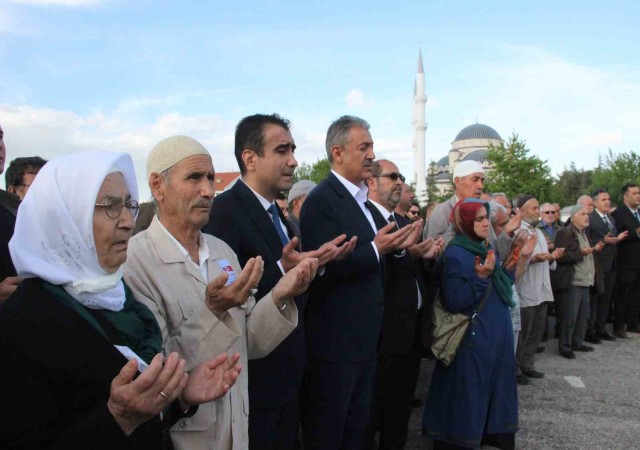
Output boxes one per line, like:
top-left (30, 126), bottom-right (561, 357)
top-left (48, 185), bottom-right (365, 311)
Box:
top-left (379, 172), bottom-right (406, 183)
top-left (542, 211), bottom-right (558, 215)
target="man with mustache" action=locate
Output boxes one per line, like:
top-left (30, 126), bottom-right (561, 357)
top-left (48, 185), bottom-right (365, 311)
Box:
top-left (515, 195), bottom-right (564, 377)
top-left (300, 116), bottom-right (421, 450)
top-left (124, 135), bottom-right (317, 450)
top-left (204, 114), bottom-right (355, 450)
top-left (364, 159), bottom-right (441, 450)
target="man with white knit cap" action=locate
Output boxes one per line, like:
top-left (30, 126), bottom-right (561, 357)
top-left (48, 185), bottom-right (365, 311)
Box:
top-left (123, 135), bottom-right (318, 450)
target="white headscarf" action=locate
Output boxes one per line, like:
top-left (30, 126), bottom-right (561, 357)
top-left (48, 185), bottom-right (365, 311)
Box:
top-left (9, 151), bottom-right (139, 312)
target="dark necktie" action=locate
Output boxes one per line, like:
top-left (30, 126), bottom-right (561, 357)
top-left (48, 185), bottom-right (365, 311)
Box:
top-left (634, 211), bottom-right (640, 224)
top-left (603, 214), bottom-right (612, 230)
top-left (268, 203), bottom-right (289, 246)
top-left (388, 213), bottom-right (399, 230)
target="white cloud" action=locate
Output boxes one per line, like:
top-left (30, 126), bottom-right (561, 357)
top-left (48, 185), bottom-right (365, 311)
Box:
top-left (0, 104), bottom-right (235, 200)
top-left (344, 89), bottom-right (371, 108)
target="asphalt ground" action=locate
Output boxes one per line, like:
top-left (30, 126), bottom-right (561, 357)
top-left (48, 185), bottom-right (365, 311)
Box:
top-left (404, 328), bottom-right (640, 449)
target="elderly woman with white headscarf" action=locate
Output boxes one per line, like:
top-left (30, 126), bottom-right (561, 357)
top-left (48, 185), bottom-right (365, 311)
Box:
top-left (0, 151), bottom-right (241, 450)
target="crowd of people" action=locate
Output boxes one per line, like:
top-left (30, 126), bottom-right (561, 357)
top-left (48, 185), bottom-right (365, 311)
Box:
top-left (0, 117), bottom-right (638, 450)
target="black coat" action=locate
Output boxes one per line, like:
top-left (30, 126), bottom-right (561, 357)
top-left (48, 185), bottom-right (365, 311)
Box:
top-left (0, 190), bottom-right (19, 279)
top-left (553, 224), bottom-right (585, 291)
top-left (204, 180), bottom-right (305, 409)
top-left (611, 206), bottom-right (640, 271)
top-left (300, 172), bottom-right (384, 363)
top-left (376, 214), bottom-right (428, 356)
top-left (0, 279), bottom-right (183, 450)
top-left (587, 210), bottom-right (618, 273)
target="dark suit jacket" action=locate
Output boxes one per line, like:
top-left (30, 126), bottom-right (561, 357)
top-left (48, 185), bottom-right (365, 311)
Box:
top-left (553, 224), bottom-right (586, 291)
top-left (0, 279), bottom-right (179, 450)
top-left (611, 206), bottom-right (640, 271)
top-left (300, 172), bottom-right (383, 363)
top-left (0, 189), bottom-right (19, 279)
top-left (378, 214), bottom-right (428, 357)
top-left (587, 210), bottom-right (618, 273)
top-left (204, 180), bottom-right (305, 409)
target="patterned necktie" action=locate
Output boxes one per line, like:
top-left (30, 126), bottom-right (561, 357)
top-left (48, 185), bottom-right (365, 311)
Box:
top-left (604, 215), bottom-right (612, 230)
top-left (268, 203), bottom-right (289, 246)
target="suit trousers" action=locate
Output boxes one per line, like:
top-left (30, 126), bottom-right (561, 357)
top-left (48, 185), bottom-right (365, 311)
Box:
top-left (249, 394), bottom-right (300, 450)
top-left (365, 345), bottom-right (422, 450)
top-left (558, 286), bottom-right (590, 352)
top-left (588, 271), bottom-right (616, 335)
top-left (613, 269), bottom-right (640, 331)
top-left (302, 356), bottom-right (376, 450)
top-left (516, 302), bottom-right (548, 373)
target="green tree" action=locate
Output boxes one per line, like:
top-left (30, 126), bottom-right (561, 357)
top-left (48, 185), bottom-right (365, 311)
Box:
top-left (589, 150), bottom-right (640, 205)
top-left (551, 162), bottom-right (593, 206)
top-left (484, 133), bottom-right (554, 201)
top-left (426, 162), bottom-right (454, 202)
top-left (293, 158), bottom-right (331, 184)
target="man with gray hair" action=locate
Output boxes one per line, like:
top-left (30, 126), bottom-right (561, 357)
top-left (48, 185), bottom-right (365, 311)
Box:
top-left (124, 135), bottom-right (318, 450)
top-left (515, 195), bottom-right (564, 380)
top-left (300, 116), bottom-right (421, 450)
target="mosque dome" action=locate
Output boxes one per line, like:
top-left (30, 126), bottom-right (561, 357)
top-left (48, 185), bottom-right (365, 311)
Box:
top-left (435, 172), bottom-right (451, 181)
top-left (435, 155), bottom-right (449, 167)
top-left (461, 149), bottom-right (489, 163)
top-left (454, 123), bottom-right (502, 142)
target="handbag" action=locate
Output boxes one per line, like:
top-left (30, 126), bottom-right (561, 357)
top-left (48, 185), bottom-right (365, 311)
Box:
top-left (430, 282), bottom-right (492, 367)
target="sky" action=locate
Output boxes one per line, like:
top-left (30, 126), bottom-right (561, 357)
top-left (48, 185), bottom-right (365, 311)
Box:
top-left (1, 0), bottom-right (639, 200)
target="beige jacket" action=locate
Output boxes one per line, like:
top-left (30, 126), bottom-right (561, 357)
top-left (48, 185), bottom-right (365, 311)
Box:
top-left (123, 217), bottom-right (298, 450)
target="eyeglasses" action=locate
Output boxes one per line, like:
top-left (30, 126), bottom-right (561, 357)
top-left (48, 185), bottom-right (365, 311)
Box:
top-left (408, 209), bottom-right (420, 215)
top-left (95, 199), bottom-right (140, 219)
top-left (379, 172), bottom-right (405, 183)
top-left (542, 211), bottom-right (555, 215)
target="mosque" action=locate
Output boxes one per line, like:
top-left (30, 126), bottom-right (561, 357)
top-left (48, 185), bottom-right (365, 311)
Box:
top-left (411, 50), bottom-right (504, 201)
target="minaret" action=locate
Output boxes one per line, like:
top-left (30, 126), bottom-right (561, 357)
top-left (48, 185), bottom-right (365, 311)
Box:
top-left (413, 48), bottom-right (428, 204)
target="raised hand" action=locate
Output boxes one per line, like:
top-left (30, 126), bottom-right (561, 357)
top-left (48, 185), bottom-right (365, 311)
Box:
top-left (373, 220), bottom-right (422, 255)
top-left (180, 352), bottom-right (242, 409)
top-left (205, 256), bottom-right (264, 317)
top-left (408, 237), bottom-right (434, 258)
top-left (0, 276), bottom-right (22, 303)
top-left (504, 210), bottom-right (523, 236)
top-left (475, 250), bottom-right (496, 279)
top-left (271, 257), bottom-right (319, 306)
top-left (281, 235), bottom-right (357, 271)
top-left (594, 241), bottom-right (606, 252)
top-left (550, 247), bottom-right (565, 260)
top-left (108, 353), bottom-right (188, 436)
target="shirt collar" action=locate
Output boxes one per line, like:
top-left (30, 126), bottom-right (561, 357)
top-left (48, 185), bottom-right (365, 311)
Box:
top-left (331, 169), bottom-right (368, 203)
top-left (157, 219), bottom-right (209, 265)
top-left (368, 199), bottom-right (393, 222)
top-left (241, 179), bottom-right (273, 212)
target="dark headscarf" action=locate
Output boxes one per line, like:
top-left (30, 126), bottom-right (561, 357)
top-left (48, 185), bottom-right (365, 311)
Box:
top-left (448, 198), bottom-right (515, 307)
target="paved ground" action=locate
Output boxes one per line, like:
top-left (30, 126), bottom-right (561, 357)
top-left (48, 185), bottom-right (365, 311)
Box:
top-left (404, 328), bottom-right (640, 449)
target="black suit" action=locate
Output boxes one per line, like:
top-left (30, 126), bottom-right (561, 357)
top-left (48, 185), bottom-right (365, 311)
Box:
top-left (300, 172), bottom-right (384, 450)
top-left (0, 278), bottom-right (185, 450)
top-left (366, 211), bottom-right (427, 450)
top-left (0, 189), bottom-right (19, 280)
top-left (610, 206), bottom-right (640, 331)
top-left (587, 210), bottom-right (618, 335)
top-left (203, 180), bottom-right (304, 450)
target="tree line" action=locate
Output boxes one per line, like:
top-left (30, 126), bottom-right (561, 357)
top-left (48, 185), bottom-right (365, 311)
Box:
top-left (292, 133), bottom-right (639, 207)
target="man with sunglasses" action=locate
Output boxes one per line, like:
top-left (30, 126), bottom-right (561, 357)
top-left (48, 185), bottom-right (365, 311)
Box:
top-left (364, 159), bottom-right (440, 450)
top-left (538, 203), bottom-right (562, 250)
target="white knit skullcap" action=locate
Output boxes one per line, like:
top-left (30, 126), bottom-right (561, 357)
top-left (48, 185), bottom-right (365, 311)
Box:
top-left (146, 135), bottom-right (210, 178)
top-left (453, 160), bottom-right (485, 179)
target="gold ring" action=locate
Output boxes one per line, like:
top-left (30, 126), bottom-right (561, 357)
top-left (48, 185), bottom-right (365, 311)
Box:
top-left (159, 391), bottom-right (169, 400)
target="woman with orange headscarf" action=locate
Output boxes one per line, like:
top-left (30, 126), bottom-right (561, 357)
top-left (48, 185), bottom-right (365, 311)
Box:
top-left (422, 198), bottom-right (518, 450)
